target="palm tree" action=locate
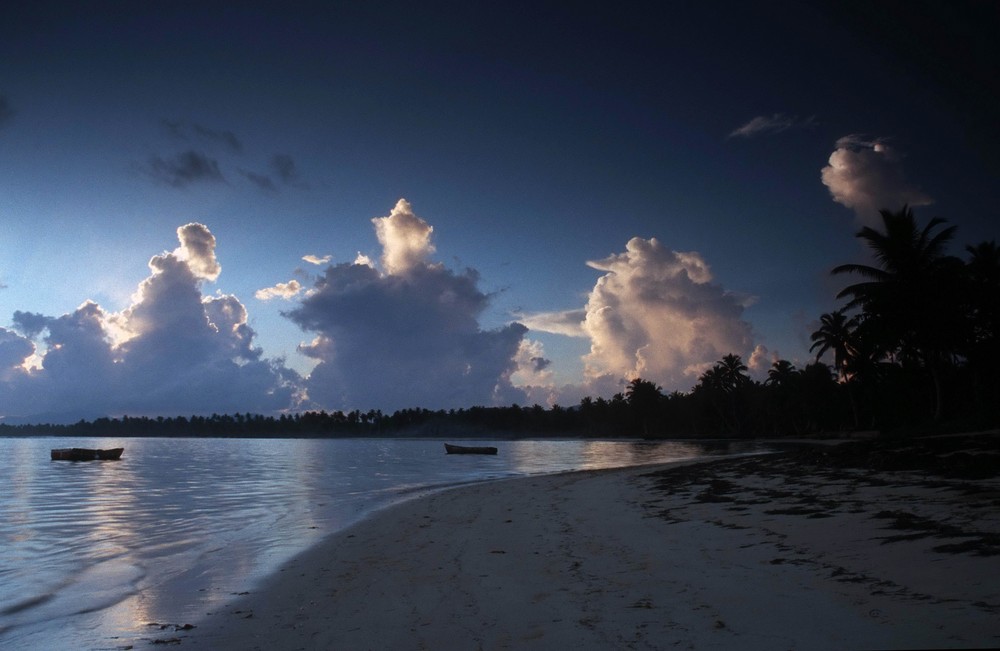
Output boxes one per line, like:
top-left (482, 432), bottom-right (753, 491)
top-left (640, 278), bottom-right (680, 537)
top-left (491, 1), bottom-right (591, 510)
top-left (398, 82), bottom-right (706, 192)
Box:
top-left (716, 353), bottom-right (750, 391)
top-left (963, 240), bottom-right (1000, 414)
top-left (626, 377), bottom-right (663, 436)
top-left (765, 359), bottom-right (797, 386)
top-left (831, 206), bottom-right (961, 420)
top-left (810, 310), bottom-right (859, 380)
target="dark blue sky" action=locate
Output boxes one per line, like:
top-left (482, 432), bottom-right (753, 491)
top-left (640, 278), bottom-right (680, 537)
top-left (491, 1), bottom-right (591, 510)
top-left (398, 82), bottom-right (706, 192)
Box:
top-left (1, 1), bottom-right (997, 420)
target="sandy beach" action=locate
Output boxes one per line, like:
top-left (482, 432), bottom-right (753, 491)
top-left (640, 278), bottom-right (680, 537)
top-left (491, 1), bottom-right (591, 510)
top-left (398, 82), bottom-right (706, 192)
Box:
top-left (170, 435), bottom-right (999, 650)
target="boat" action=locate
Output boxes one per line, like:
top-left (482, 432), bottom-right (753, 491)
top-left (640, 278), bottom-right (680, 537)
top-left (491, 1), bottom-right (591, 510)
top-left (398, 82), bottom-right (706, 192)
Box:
top-left (51, 447), bottom-right (124, 461)
top-left (444, 443), bottom-right (498, 455)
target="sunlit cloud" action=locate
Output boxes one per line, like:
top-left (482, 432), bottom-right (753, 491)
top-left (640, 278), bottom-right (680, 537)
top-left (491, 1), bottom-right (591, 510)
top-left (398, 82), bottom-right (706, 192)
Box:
top-left (284, 199), bottom-right (527, 412)
top-left (747, 343), bottom-right (774, 380)
top-left (173, 223), bottom-right (221, 281)
top-left (302, 254), bottom-right (332, 265)
top-left (255, 280), bottom-right (303, 301)
top-left (528, 237), bottom-right (756, 398)
top-left (821, 135), bottom-right (932, 224)
top-left (729, 113), bottom-right (816, 138)
top-left (582, 237), bottom-right (754, 389)
top-left (517, 309), bottom-right (587, 337)
top-left (0, 225), bottom-right (298, 422)
top-left (510, 339), bottom-right (554, 386)
top-left (0, 328), bottom-right (34, 381)
top-left (373, 198), bottom-right (437, 275)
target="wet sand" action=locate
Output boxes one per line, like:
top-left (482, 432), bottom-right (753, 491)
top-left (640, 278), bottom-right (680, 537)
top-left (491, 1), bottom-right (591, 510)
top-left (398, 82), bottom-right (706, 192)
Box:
top-left (172, 434), bottom-right (1000, 650)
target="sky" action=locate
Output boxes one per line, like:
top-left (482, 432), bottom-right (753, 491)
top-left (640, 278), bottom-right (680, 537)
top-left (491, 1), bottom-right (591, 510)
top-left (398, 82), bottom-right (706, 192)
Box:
top-left (1, 1), bottom-right (998, 422)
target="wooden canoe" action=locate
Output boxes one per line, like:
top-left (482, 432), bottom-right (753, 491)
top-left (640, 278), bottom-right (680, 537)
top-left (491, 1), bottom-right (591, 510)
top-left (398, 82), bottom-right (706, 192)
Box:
top-left (51, 447), bottom-right (124, 461)
top-left (444, 443), bottom-right (498, 455)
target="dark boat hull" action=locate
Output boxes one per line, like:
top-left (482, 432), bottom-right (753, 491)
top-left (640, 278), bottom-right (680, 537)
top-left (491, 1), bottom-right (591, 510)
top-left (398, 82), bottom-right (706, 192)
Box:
top-left (51, 447), bottom-right (124, 461)
top-left (444, 443), bottom-right (498, 455)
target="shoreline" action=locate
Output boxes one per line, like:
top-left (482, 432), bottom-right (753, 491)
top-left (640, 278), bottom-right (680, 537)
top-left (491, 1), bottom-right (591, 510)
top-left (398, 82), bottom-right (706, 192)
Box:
top-left (173, 436), bottom-right (998, 650)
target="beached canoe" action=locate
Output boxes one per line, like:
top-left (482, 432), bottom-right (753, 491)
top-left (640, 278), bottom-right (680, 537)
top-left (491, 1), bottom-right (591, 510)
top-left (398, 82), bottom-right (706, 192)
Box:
top-left (444, 443), bottom-right (498, 455)
top-left (51, 447), bottom-right (124, 461)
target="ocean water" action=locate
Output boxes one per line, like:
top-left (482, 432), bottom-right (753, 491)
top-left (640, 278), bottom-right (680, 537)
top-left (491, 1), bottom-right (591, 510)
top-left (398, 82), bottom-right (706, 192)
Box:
top-left (0, 436), bottom-right (759, 649)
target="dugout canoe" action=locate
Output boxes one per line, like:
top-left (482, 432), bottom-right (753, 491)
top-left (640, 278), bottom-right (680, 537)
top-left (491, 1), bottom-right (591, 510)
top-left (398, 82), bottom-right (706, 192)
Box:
top-left (51, 447), bottom-right (125, 461)
top-left (444, 443), bottom-right (498, 455)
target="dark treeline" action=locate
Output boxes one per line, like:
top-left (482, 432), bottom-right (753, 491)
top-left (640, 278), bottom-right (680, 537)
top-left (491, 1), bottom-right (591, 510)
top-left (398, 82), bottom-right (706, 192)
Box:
top-left (2, 207), bottom-right (996, 440)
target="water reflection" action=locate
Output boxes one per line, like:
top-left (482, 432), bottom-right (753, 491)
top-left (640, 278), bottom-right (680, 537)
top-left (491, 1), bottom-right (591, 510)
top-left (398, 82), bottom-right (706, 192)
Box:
top-left (0, 436), bottom-right (765, 648)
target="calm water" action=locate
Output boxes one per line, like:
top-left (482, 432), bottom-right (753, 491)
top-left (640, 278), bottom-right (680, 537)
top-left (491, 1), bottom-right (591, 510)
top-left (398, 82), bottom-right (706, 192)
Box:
top-left (0, 436), bottom-right (759, 649)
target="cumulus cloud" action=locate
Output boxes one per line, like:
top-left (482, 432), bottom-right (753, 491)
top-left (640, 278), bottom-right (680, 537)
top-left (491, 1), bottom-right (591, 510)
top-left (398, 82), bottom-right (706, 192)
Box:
top-left (255, 280), bottom-right (303, 301)
top-left (0, 94), bottom-right (13, 128)
top-left (747, 344), bottom-right (774, 380)
top-left (302, 254), bottom-right (332, 265)
top-left (0, 328), bottom-right (34, 380)
top-left (162, 119), bottom-right (243, 153)
top-left (0, 225), bottom-right (298, 422)
top-left (510, 339), bottom-right (554, 386)
top-left (373, 199), bottom-right (437, 275)
top-left (729, 113), bottom-right (816, 138)
top-left (821, 135), bottom-right (932, 223)
top-left (145, 150), bottom-right (225, 187)
top-left (530, 237), bottom-right (755, 395)
top-left (284, 199), bottom-right (527, 412)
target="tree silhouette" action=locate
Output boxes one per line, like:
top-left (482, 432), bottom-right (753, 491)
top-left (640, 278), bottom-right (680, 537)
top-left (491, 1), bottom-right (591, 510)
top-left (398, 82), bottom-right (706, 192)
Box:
top-left (765, 359), bottom-right (798, 387)
top-left (831, 206), bottom-right (961, 420)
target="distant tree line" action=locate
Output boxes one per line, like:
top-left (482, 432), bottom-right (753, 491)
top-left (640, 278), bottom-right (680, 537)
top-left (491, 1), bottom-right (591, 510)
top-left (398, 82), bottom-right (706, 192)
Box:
top-left (2, 207), bottom-right (995, 440)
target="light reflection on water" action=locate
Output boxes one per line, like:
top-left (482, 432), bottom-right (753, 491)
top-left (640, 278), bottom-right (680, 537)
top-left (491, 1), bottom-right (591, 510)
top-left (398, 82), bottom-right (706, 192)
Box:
top-left (0, 436), bottom-right (761, 649)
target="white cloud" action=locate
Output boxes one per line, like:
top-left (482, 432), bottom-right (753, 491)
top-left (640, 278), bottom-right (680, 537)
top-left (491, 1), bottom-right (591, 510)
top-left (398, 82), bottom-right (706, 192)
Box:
top-left (173, 223), bottom-right (221, 281)
top-left (0, 328), bottom-right (34, 380)
top-left (285, 200), bottom-right (527, 412)
top-left (729, 113), bottom-right (816, 138)
top-left (373, 198), bottom-right (436, 275)
top-left (516, 309), bottom-right (587, 337)
top-left (747, 344), bottom-right (774, 380)
top-left (302, 254), bottom-right (331, 265)
top-left (510, 339), bottom-right (555, 387)
top-left (0, 225), bottom-right (298, 422)
top-left (255, 280), bottom-right (303, 301)
top-left (821, 135), bottom-right (932, 224)
top-left (528, 237), bottom-right (756, 396)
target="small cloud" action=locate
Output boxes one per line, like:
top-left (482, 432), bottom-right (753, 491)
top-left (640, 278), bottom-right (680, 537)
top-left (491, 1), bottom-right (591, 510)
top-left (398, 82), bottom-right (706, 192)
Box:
top-left (302, 254), bottom-right (332, 265)
top-left (239, 169), bottom-right (278, 192)
top-left (530, 356), bottom-right (552, 372)
top-left (271, 154), bottom-right (306, 187)
top-left (821, 135), bottom-right (932, 224)
top-left (255, 280), bottom-right (303, 301)
top-left (729, 113), bottom-right (816, 138)
top-left (517, 309), bottom-right (587, 337)
top-left (162, 119), bottom-right (243, 153)
top-left (0, 94), bottom-right (14, 128)
top-left (145, 150), bottom-right (225, 188)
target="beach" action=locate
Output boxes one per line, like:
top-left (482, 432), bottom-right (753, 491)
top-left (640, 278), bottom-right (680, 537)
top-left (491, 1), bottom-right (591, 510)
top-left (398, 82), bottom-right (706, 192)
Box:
top-left (178, 435), bottom-right (1000, 650)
